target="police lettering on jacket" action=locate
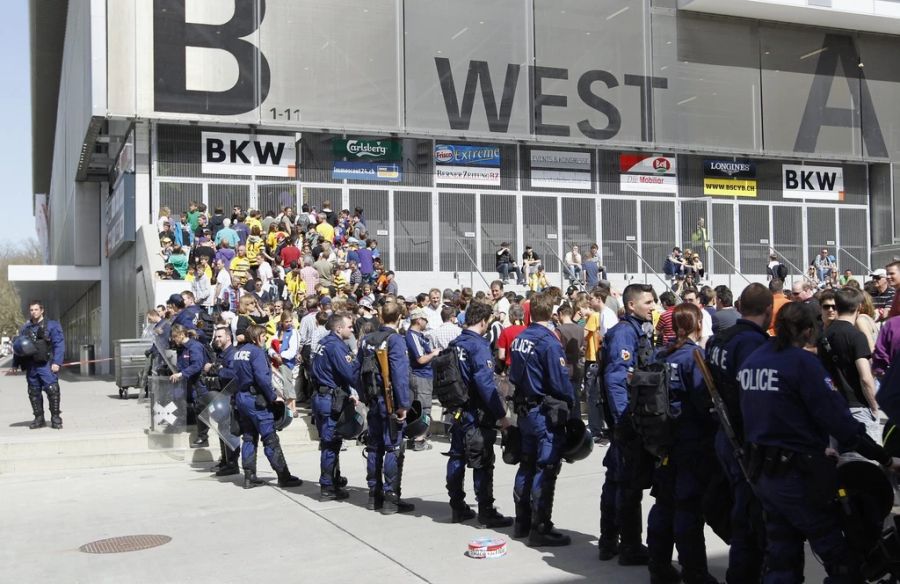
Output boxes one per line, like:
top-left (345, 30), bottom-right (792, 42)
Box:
top-left (232, 343), bottom-right (277, 403)
top-left (356, 326), bottom-right (412, 410)
top-left (740, 343), bottom-right (869, 454)
top-left (452, 329), bottom-right (506, 420)
top-left (311, 331), bottom-right (360, 390)
top-left (602, 315), bottom-right (647, 423)
top-left (508, 323), bottom-right (574, 405)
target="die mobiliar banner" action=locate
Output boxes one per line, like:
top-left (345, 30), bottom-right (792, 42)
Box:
top-left (619, 154), bottom-right (678, 194)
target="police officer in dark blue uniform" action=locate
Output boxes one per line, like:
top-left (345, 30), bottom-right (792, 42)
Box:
top-left (740, 302), bottom-right (900, 583)
top-left (168, 294), bottom-right (205, 342)
top-left (311, 311), bottom-right (360, 500)
top-left (445, 300), bottom-right (514, 527)
top-left (598, 283), bottom-right (656, 565)
top-left (12, 301), bottom-right (65, 429)
top-left (357, 301), bottom-right (414, 514)
top-left (705, 283), bottom-right (773, 584)
top-left (204, 325), bottom-right (240, 476)
top-left (169, 324), bottom-right (211, 447)
top-left (646, 303), bottom-right (718, 584)
top-left (509, 292), bottom-right (576, 547)
top-left (232, 323), bottom-right (302, 489)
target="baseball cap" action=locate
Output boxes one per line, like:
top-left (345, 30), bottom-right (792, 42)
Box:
top-left (319, 296), bottom-right (332, 306)
top-left (360, 297), bottom-right (374, 310)
top-left (166, 293), bottom-right (185, 309)
top-left (408, 308), bottom-right (428, 322)
top-left (870, 269), bottom-right (887, 278)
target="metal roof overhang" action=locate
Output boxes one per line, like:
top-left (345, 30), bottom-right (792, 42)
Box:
top-left (8, 264), bottom-right (101, 318)
top-left (679, 0), bottom-right (900, 35)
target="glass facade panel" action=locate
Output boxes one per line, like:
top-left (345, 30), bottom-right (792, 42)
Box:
top-left (439, 193), bottom-right (477, 272)
top-left (393, 191), bottom-right (432, 272)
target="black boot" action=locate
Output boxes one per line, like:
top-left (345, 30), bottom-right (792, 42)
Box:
top-left (243, 471), bottom-right (264, 489)
top-left (598, 536), bottom-right (619, 561)
top-left (45, 384), bottom-right (62, 429)
top-left (680, 570), bottom-right (718, 584)
top-left (215, 463), bottom-right (240, 477)
top-left (649, 560), bottom-right (682, 584)
top-left (320, 485), bottom-right (349, 500)
top-left (513, 502), bottom-right (531, 539)
top-left (451, 502), bottom-right (476, 523)
top-left (619, 543), bottom-right (651, 566)
top-left (277, 469), bottom-right (303, 488)
top-left (478, 505), bottom-right (514, 528)
top-left (27, 387), bottom-right (45, 429)
top-left (381, 492), bottom-right (415, 515)
top-left (367, 490), bottom-right (384, 511)
top-left (528, 520), bottom-right (572, 547)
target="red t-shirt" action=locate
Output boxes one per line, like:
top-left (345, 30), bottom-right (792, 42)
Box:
top-left (497, 324), bottom-right (527, 366)
top-left (279, 245), bottom-right (301, 268)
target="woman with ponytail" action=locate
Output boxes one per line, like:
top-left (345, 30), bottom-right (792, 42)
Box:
top-left (646, 302), bottom-right (719, 584)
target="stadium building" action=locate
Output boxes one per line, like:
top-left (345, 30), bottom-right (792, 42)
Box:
top-left (15, 0), bottom-right (900, 368)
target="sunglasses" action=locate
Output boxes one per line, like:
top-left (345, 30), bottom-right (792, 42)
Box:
top-left (822, 304), bottom-right (836, 310)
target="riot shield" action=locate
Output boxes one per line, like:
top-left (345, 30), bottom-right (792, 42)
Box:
top-left (198, 385), bottom-right (241, 451)
top-left (148, 374), bottom-right (187, 433)
top-left (150, 320), bottom-right (178, 376)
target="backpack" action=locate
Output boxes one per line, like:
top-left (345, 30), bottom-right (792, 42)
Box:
top-left (194, 310), bottom-right (216, 343)
top-left (775, 263), bottom-right (788, 281)
top-left (359, 329), bottom-right (395, 403)
top-left (432, 345), bottom-right (469, 408)
top-left (627, 336), bottom-right (676, 458)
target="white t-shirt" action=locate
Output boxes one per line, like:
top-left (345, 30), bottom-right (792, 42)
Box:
top-left (600, 306), bottom-right (618, 336)
top-left (493, 297), bottom-right (511, 327)
top-left (701, 309), bottom-right (713, 339)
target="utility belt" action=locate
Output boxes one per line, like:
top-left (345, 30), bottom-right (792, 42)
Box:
top-left (744, 443), bottom-right (827, 481)
top-left (513, 393), bottom-right (569, 428)
top-left (317, 385), bottom-right (336, 395)
top-left (447, 405), bottom-right (494, 428)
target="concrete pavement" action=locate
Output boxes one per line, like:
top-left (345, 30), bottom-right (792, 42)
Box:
top-left (0, 364), bottom-right (829, 583)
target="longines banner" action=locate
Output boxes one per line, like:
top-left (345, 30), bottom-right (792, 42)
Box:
top-left (107, 0), bottom-right (900, 160)
top-left (703, 160), bottom-right (757, 197)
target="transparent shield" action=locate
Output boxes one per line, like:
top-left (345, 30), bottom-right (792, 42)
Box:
top-left (149, 375), bottom-right (187, 433)
top-left (151, 323), bottom-right (179, 375)
top-left (198, 390), bottom-right (241, 451)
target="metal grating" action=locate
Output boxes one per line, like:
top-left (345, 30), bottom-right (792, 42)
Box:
top-left (561, 197), bottom-right (596, 266)
top-left (839, 208), bottom-right (869, 273)
top-left (158, 182), bottom-right (202, 219)
top-left (773, 206), bottom-right (803, 275)
top-left (711, 203), bottom-right (735, 276)
top-left (258, 184), bottom-right (297, 215)
top-left (738, 204), bottom-right (769, 274)
top-left (439, 192), bottom-right (477, 272)
top-left (480, 194), bottom-right (517, 273)
top-left (522, 196), bottom-right (560, 272)
top-left (601, 198), bottom-right (638, 274)
top-left (349, 189), bottom-right (391, 268)
top-left (640, 200), bottom-right (676, 277)
top-left (807, 207), bottom-right (837, 269)
top-left (208, 184), bottom-right (250, 217)
top-left (680, 200), bottom-right (708, 269)
top-left (394, 191), bottom-right (432, 271)
top-left (79, 535), bottom-right (171, 554)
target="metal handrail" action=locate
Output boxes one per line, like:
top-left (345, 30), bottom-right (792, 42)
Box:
top-left (768, 245), bottom-right (813, 285)
top-left (706, 244), bottom-right (752, 285)
top-left (625, 243), bottom-right (670, 291)
top-left (455, 238), bottom-right (490, 289)
top-left (838, 247), bottom-right (871, 274)
top-left (543, 241), bottom-right (572, 289)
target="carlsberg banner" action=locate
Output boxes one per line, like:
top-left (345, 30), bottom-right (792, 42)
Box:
top-left (333, 139), bottom-right (401, 161)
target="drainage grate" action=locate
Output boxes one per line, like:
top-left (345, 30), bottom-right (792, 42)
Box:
top-left (79, 535), bottom-right (172, 554)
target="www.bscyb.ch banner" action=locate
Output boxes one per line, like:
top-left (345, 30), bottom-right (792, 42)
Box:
top-left (703, 159), bottom-right (757, 197)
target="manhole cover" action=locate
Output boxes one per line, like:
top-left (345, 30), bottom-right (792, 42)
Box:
top-left (79, 535), bottom-right (172, 554)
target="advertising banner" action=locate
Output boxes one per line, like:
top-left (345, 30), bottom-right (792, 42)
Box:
top-left (434, 165), bottom-right (501, 186)
top-left (782, 164), bottom-right (845, 201)
top-left (619, 154), bottom-right (678, 194)
top-left (201, 132), bottom-right (298, 177)
top-left (530, 150), bottom-right (591, 190)
top-left (703, 159), bottom-right (757, 196)
top-left (434, 144), bottom-right (501, 167)
top-left (332, 161), bottom-right (402, 183)
top-left (332, 138), bottom-right (401, 161)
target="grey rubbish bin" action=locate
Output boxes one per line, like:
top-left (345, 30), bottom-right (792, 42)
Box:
top-left (80, 345), bottom-right (95, 376)
top-left (114, 339), bottom-right (153, 399)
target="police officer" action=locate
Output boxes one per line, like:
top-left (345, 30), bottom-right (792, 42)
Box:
top-left (509, 292), bottom-right (576, 547)
top-left (310, 312), bottom-right (360, 500)
top-left (357, 301), bottom-right (414, 514)
top-left (232, 324), bottom-right (303, 489)
top-left (445, 300), bottom-right (514, 527)
top-left (599, 283), bottom-right (656, 565)
top-left (12, 301), bottom-right (65, 429)
top-left (740, 302), bottom-right (900, 582)
top-left (167, 294), bottom-right (202, 340)
top-left (646, 303), bottom-right (718, 584)
top-left (169, 324), bottom-right (211, 447)
top-left (204, 325), bottom-right (239, 477)
top-left (705, 283), bottom-right (773, 584)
